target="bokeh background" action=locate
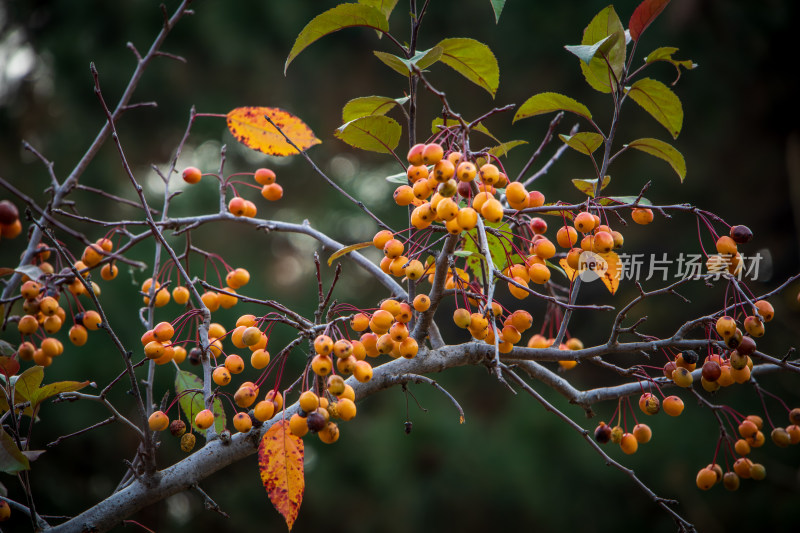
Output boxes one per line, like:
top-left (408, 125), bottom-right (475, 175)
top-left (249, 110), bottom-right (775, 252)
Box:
top-left (2, 1), bottom-right (800, 531)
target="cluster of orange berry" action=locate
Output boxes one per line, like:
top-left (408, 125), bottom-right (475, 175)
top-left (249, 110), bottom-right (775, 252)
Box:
top-left (661, 298), bottom-right (775, 392)
top-left (182, 166), bottom-right (284, 218)
top-left (394, 142), bottom-right (520, 232)
top-left (0, 199), bottom-right (23, 242)
top-left (137, 266), bottom-right (249, 312)
top-left (594, 390), bottom-right (685, 456)
top-left (16, 278), bottom-right (103, 367)
top-left (527, 334), bottom-right (585, 370)
top-left (696, 409), bottom-right (800, 491)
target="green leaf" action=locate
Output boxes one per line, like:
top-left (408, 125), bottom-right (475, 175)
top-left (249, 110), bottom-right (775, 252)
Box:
top-left (564, 34), bottom-right (616, 65)
top-left (385, 170), bottom-right (411, 184)
top-left (436, 38), bottom-right (499, 97)
top-left (14, 366), bottom-right (43, 403)
top-left (30, 380), bottom-right (90, 409)
top-left (559, 132), bottom-right (604, 155)
top-left (0, 429), bottom-right (30, 474)
top-left (0, 341), bottom-right (14, 357)
top-left (572, 176), bottom-right (610, 197)
top-left (175, 370), bottom-right (226, 435)
top-left (626, 138), bottom-right (686, 181)
top-left (645, 47), bottom-right (696, 84)
top-left (358, 0), bottom-right (399, 20)
top-left (629, 0), bottom-right (671, 42)
top-left (514, 92), bottom-right (593, 122)
top-left (545, 259), bottom-right (568, 280)
top-left (373, 47), bottom-right (443, 76)
top-left (487, 140), bottom-right (528, 158)
top-left (14, 265), bottom-right (44, 281)
top-left (453, 250), bottom-right (485, 260)
top-left (285, 3), bottom-right (389, 74)
top-left (463, 221), bottom-right (509, 284)
top-left (342, 96), bottom-right (408, 122)
top-left (626, 78), bottom-right (683, 139)
top-left (599, 196), bottom-right (653, 206)
top-left (490, 0), bottom-right (507, 22)
top-left (335, 115), bottom-right (402, 153)
top-left (577, 7), bottom-right (626, 93)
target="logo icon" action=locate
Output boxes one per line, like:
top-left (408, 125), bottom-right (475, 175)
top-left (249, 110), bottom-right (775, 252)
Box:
top-left (577, 251), bottom-right (608, 282)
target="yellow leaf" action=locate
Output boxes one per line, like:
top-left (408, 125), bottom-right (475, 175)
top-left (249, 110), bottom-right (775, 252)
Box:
top-left (227, 107), bottom-right (321, 156)
top-left (598, 251), bottom-right (620, 295)
top-left (259, 420), bottom-right (305, 530)
top-left (559, 258), bottom-right (579, 282)
top-left (328, 241), bottom-right (373, 266)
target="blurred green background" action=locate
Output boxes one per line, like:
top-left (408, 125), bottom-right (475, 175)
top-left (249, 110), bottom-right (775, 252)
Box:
top-left (2, 0), bottom-right (800, 531)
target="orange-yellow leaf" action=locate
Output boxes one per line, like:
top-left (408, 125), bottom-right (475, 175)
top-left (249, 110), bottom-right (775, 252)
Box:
top-left (259, 420), bottom-right (305, 530)
top-left (598, 251), bottom-right (620, 295)
top-left (559, 258), bottom-right (579, 282)
top-left (227, 107), bottom-right (321, 156)
top-left (328, 241), bottom-right (373, 266)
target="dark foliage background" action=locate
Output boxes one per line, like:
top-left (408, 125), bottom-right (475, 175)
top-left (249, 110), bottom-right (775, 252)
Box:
top-left (1, 1), bottom-right (799, 531)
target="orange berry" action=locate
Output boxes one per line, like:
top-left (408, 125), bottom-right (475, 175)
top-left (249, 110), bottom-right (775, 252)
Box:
top-left (663, 395), bottom-right (684, 416)
top-left (432, 159), bottom-right (455, 182)
top-left (182, 167), bottom-right (202, 184)
top-left (289, 413), bottom-right (309, 437)
top-left (632, 423), bottom-right (652, 444)
top-left (631, 207), bottom-right (654, 225)
top-left (318, 421), bottom-right (340, 444)
top-left (421, 143), bottom-right (444, 165)
top-left (573, 212), bottom-right (596, 233)
top-left (533, 238), bottom-right (556, 260)
top-left (212, 366), bottom-right (232, 386)
top-left (481, 198), bottom-right (504, 223)
top-left (336, 398), bottom-right (357, 421)
top-left (733, 457), bottom-right (753, 479)
top-left (528, 190), bottom-right (545, 207)
top-left (69, 324), bottom-right (89, 346)
top-left (407, 143), bottom-right (426, 165)
top-left (372, 230), bottom-right (394, 250)
top-left (407, 164), bottom-right (429, 182)
top-left (556, 226), bottom-right (579, 248)
top-left (456, 161), bottom-right (477, 182)
top-left (312, 354), bottom-right (333, 376)
top-left (505, 182), bottom-right (529, 210)
top-left (413, 294), bottom-right (431, 312)
top-left (234, 383), bottom-right (259, 408)
top-left (314, 335), bottom-right (334, 355)
top-left (194, 409), bottom-right (215, 430)
top-left (260, 183), bottom-right (283, 201)
top-left (254, 400), bottom-right (275, 422)
top-left (250, 348), bottom-right (271, 369)
top-left (479, 163), bottom-right (500, 185)
top-left (233, 412), bottom-right (253, 433)
top-left (393, 185), bottom-right (415, 206)
top-left (200, 291), bottom-right (219, 312)
top-left (228, 196), bottom-right (247, 216)
top-left (753, 300), bottom-right (774, 322)
top-left (265, 390), bottom-right (284, 411)
top-left (226, 267), bottom-right (250, 289)
top-left (620, 433), bottom-right (638, 454)
top-left (148, 411), bottom-right (169, 431)
top-left (254, 167), bottom-right (276, 185)
top-left (353, 360), bottom-right (373, 382)
top-left (696, 467), bottom-right (717, 490)
top-left (152, 321), bottom-right (174, 342)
